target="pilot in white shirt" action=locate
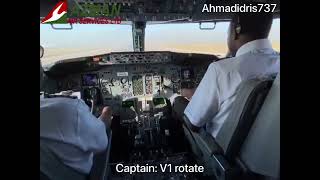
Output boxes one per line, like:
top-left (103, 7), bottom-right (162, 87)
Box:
top-left (40, 59), bottom-right (112, 175)
top-left (174, 12), bottom-right (280, 138)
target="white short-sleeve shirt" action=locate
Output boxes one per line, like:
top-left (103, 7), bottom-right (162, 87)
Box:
top-left (40, 97), bottom-right (108, 174)
top-left (184, 39), bottom-right (280, 138)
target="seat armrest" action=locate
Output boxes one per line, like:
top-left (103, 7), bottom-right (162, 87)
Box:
top-left (183, 119), bottom-right (223, 156)
top-left (192, 129), bottom-right (223, 155)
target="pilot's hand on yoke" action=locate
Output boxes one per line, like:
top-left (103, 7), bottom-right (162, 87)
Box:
top-left (181, 88), bottom-right (196, 100)
top-left (99, 106), bottom-right (113, 127)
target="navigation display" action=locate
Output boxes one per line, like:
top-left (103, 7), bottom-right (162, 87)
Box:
top-left (82, 74), bottom-right (98, 86)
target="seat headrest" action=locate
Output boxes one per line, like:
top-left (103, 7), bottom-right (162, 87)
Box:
top-left (240, 73), bottom-right (280, 178)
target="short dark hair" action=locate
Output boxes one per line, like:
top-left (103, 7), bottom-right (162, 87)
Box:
top-left (233, 12), bottom-right (273, 39)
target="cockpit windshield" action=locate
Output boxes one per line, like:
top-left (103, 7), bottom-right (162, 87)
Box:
top-left (40, 24), bottom-right (133, 65)
top-left (146, 19), bottom-right (280, 55)
top-left (40, 19), bottom-right (279, 66)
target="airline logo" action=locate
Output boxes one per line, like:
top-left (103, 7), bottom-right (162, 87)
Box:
top-left (41, 0), bottom-right (68, 24)
top-left (41, 0), bottom-right (123, 24)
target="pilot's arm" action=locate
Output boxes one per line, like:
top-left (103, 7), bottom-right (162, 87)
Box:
top-left (184, 63), bottom-right (220, 131)
top-left (77, 100), bottom-right (110, 153)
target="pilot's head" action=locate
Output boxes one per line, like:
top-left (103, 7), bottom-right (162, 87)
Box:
top-left (227, 12), bottom-right (273, 56)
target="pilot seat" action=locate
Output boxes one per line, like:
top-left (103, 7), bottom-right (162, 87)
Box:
top-left (183, 74), bottom-right (280, 180)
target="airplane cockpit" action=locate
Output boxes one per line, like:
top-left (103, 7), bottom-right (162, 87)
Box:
top-left (40, 1), bottom-right (280, 180)
top-left (42, 51), bottom-right (219, 179)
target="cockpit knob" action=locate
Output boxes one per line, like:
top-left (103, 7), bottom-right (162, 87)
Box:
top-left (121, 78), bottom-right (127, 84)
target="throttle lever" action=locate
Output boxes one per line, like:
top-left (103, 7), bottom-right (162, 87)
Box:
top-left (90, 99), bottom-right (95, 114)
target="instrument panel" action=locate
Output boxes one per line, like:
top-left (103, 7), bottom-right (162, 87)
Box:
top-left (55, 52), bottom-right (215, 115)
top-left (58, 64), bottom-right (204, 113)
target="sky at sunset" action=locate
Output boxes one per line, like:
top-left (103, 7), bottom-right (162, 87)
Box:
top-left (40, 19), bottom-right (279, 65)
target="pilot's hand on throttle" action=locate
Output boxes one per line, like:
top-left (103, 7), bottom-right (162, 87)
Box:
top-left (181, 88), bottom-right (195, 101)
top-left (99, 106), bottom-right (113, 127)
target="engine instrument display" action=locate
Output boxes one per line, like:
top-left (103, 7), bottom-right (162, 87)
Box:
top-left (132, 75), bottom-right (144, 96)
